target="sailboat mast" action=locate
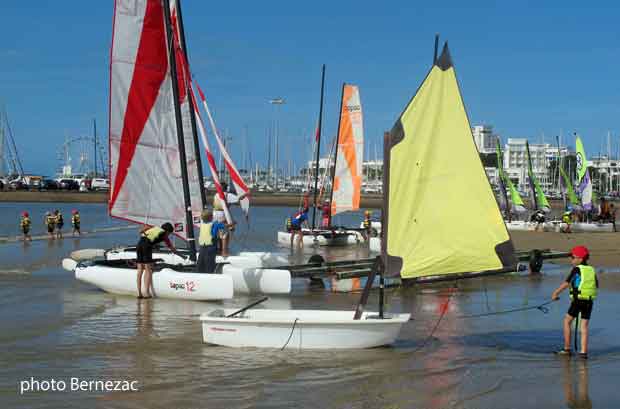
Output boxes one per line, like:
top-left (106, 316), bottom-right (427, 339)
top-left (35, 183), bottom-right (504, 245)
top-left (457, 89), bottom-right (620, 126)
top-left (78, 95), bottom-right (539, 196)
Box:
top-left (556, 135), bottom-right (565, 210)
top-left (174, 0), bottom-right (207, 209)
top-left (93, 119), bottom-right (97, 178)
top-left (526, 141), bottom-right (539, 211)
top-left (311, 64), bottom-right (326, 229)
top-left (327, 82), bottom-right (346, 227)
top-left (496, 139), bottom-right (510, 218)
top-left (163, 0), bottom-right (197, 259)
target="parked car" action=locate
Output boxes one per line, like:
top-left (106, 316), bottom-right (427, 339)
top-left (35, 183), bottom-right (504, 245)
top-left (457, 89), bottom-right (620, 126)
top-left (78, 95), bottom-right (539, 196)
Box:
top-left (9, 180), bottom-right (28, 190)
top-left (91, 178), bottom-right (110, 191)
top-left (40, 179), bottom-right (60, 190)
top-left (59, 179), bottom-right (79, 190)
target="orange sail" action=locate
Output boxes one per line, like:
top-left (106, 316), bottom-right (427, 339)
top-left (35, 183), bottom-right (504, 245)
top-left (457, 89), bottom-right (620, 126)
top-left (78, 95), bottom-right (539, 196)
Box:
top-left (331, 84), bottom-right (364, 215)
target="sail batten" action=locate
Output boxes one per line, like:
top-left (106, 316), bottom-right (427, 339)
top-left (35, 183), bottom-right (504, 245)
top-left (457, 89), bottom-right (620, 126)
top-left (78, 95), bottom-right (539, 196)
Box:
top-left (331, 84), bottom-right (364, 216)
top-left (383, 43), bottom-right (516, 280)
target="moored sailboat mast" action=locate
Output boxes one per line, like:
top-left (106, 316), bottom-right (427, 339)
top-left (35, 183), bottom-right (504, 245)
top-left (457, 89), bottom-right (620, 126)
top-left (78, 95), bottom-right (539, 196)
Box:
top-left (311, 64), bottom-right (326, 229)
top-left (327, 82), bottom-right (346, 228)
top-left (163, 0), bottom-right (197, 259)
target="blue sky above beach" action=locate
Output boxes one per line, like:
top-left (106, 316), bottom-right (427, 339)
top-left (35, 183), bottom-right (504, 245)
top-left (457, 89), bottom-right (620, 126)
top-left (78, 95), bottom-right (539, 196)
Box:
top-left (1, 0), bottom-right (619, 176)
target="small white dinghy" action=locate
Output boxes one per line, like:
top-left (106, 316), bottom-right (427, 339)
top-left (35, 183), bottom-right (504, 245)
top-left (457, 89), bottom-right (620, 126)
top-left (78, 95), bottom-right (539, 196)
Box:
top-left (201, 308), bottom-right (410, 349)
top-left (64, 258), bottom-right (233, 301)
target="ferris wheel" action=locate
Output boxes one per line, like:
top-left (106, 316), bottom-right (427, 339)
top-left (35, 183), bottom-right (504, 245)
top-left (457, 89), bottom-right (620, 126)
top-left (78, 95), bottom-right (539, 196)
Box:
top-left (56, 135), bottom-right (107, 177)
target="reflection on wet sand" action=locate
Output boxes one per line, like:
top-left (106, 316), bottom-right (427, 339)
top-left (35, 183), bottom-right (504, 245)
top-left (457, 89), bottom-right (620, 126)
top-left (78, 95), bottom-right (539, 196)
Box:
top-left (562, 358), bottom-right (592, 409)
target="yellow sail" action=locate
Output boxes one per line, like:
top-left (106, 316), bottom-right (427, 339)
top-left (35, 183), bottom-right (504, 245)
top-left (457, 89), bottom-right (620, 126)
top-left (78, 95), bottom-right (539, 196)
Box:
top-left (331, 84), bottom-right (364, 215)
top-left (383, 43), bottom-right (516, 279)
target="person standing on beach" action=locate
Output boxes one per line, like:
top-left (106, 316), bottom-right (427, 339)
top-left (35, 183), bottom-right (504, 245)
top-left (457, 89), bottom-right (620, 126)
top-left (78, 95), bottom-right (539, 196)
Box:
top-left (530, 209), bottom-right (545, 232)
top-left (561, 211), bottom-right (572, 234)
top-left (552, 246), bottom-right (598, 359)
top-left (196, 209), bottom-right (233, 273)
top-left (71, 210), bottom-right (81, 236)
top-left (20, 211), bottom-right (32, 241)
top-left (54, 209), bottom-right (64, 239)
top-left (212, 182), bottom-right (247, 257)
top-left (136, 222), bottom-right (177, 299)
top-left (45, 211), bottom-right (55, 239)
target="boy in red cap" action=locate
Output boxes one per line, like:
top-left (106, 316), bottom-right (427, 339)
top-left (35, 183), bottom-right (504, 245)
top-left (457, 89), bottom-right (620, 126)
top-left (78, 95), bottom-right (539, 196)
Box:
top-left (552, 246), bottom-right (598, 358)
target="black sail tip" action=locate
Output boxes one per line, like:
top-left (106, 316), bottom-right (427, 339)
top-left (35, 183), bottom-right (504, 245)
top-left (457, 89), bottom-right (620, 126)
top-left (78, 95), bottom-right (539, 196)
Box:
top-left (435, 42), bottom-right (453, 71)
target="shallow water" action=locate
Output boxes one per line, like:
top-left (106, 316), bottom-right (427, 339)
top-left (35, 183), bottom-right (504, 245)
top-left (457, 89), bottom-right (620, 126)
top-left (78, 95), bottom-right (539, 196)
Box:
top-left (1, 203), bottom-right (619, 408)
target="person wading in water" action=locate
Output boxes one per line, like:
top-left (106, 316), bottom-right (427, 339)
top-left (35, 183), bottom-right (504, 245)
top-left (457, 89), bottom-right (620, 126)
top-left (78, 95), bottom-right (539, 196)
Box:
top-left (136, 223), bottom-right (177, 299)
top-left (552, 246), bottom-right (598, 359)
top-left (212, 182), bottom-right (247, 257)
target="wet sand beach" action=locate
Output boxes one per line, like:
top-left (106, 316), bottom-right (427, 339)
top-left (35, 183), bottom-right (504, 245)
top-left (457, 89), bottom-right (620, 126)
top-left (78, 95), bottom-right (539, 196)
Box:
top-left (1, 203), bottom-right (619, 408)
top-left (511, 230), bottom-right (620, 267)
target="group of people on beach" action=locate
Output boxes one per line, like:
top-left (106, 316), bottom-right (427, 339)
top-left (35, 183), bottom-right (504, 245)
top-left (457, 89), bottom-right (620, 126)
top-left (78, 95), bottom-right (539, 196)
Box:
top-left (528, 197), bottom-right (617, 233)
top-left (19, 209), bottom-right (81, 241)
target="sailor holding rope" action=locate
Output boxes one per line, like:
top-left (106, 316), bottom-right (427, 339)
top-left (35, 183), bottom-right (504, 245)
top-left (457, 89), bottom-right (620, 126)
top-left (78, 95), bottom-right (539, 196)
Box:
top-left (552, 246), bottom-right (598, 359)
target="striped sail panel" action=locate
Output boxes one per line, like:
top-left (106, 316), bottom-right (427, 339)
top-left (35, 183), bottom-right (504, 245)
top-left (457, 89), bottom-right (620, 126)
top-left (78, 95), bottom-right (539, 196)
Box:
top-left (170, 0), bottom-right (204, 217)
top-left (109, 0), bottom-right (192, 239)
top-left (384, 44), bottom-right (516, 279)
top-left (331, 84), bottom-right (364, 216)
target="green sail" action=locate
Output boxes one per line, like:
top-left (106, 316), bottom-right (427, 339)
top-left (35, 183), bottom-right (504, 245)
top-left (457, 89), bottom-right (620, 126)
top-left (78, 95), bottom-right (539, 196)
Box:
top-left (559, 164), bottom-right (579, 207)
top-left (525, 141), bottom-right (550, 210)
top-left (575, 135), bottom-right (588, 183)
top-left (496, 139), bottom-right (524, 208)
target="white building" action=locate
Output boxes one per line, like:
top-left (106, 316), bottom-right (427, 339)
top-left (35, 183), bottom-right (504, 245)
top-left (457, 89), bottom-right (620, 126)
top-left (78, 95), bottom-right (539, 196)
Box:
top-left (590, 156), bottom-right (620, 193)
top-left (503, 138), bottom-right (569, 192)
top-left (472, 125), bottom-right (499, 153)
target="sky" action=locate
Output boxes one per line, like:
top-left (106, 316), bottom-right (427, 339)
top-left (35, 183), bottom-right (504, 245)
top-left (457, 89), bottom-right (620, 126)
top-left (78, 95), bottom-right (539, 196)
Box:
top-left (1, 0), bottom-right (619, 177)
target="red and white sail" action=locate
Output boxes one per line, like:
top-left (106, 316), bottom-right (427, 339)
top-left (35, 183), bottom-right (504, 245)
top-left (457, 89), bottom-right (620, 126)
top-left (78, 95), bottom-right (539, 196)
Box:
top-left (169, 0), bottom-right (204, 212)
top-left (195, 82), bottom-right (251, 217)
top-left (109, 0), bottom-right (201, 238)
top-left (189, 82), bottom-right (233, 223)
top-left (331, 84), bottom-right (364, 215)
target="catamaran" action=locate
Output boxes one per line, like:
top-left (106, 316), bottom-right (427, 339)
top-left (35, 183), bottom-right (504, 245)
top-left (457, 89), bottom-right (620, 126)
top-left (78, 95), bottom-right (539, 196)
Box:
top-left (62, 0), bottom-right (290, 299)
top-left (277, 68), bottom-right (368, 247)
top-left (200, 39), bottom-right (523, 348)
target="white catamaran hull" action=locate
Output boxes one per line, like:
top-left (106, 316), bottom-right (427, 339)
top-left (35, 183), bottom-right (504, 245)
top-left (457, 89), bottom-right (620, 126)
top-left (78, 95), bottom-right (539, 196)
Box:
top-left (201, 309), bottom-right (410, 349)
top-left (68, 249), bottom-right (292, 295)
top-left (277, 230), bottom-right (361, 247)
top-left (102, 248), bottom-right (288, 268)
top-left (505, 220), bottom-right (614, 233)
top-left (73, 263), bottom-right (233, 301)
